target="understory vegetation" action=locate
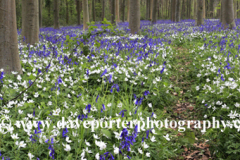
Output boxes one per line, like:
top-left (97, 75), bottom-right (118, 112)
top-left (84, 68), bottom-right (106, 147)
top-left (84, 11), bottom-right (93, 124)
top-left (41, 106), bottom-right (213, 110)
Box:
top-left (1, 19), bottom-right (240, 160)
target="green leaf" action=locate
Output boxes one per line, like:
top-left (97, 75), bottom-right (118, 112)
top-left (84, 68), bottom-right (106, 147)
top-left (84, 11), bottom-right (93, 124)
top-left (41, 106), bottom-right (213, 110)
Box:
top-left (66, 35), bottom-right (70, 40)
top-left (101, 129), bottom-right (112, 138)
top-left (184, 130), bottom-right (195, 145)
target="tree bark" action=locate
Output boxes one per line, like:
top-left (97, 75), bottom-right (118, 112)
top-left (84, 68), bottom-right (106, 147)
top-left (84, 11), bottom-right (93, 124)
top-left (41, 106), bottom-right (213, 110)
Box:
top-left (175, 0), bottom-right (180, 22)
top-left (22, 0), bottom-right (39, 44)
top-left (196, 0), bottom-right (203, 26)
top-left (0, 0), bottom-right (22, 74)
top-left (122, 0), bottom-right (125, 21)
top-left (111, 0), bottom-right (115, 24)
top-left (182, 0), bottom-right (185, 19)
top-left (146, 0), bottom-right (149, 19)
top-left (150, 0), bottom-right (153, 20)
top-left (53, 0), bottom-right (60, 29)
top-left (83, 0), bottom-right (89, 30)
top-left (171, 0), bottom-right (176, 21)
top-left (66, 0), bottom-right (69, 25)
top-left (129, 0), bottom-right (140, 34)
top-left (92, 0), bottom-right (96, 21)
top-left (76, 0), bottom-right (81, 25)
top-left (203, 0), bottom-right (205, 19)
top-left (223, 0), bottom-right (236, 29)
top-left (39, 0), bottom-right (42, 28)
top-left (127, 0), bottom-right (130, 21)
top-left (152, 0), bottom-right (157, 24)
top-left (102, 0), bottom-right (105, 21)
top-left (115, 0), bottom-right (120, 23)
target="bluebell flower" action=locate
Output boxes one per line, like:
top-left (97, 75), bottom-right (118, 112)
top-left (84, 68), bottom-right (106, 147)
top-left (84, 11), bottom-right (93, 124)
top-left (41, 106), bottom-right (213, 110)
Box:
top-left (86, 69), bottom-right (89, 76)
top-left (28, 80), bottom-right (33, 86)
top-left (37, 69), bottom-right (41, 75)
top-left (85, 104), bottom-right (91, 113)
top-left (77, 93), bottom-right (82, 98)
top-left (62, 127), bottom-right (68, 138)
top-left (119, 110), bottom-right (127, 117)
top-left (48, 144), bottom-right (55, 159)
top-left (96, 95), bottom-right (99, 103)
top-left (0, 97), bottom-right (3, 100)
top-left (108, 74), bottom-right (112, 83)
top-left (101, 104), bottom-right (105, 113)
top-left (143, 90), bottom-right (150, 96)
top-left (101, 69), bottom-right (107, 77)
top-left (221, 74), bottom-right (225, 81)
top-left (110, 84), bottom-right (120, 93)
top-left (56, 76), bottom-right (62, 85)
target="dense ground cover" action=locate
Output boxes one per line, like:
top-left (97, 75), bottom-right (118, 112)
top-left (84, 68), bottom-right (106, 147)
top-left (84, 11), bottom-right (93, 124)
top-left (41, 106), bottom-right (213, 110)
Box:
top-left (1, 19), bottom-right (240, 159)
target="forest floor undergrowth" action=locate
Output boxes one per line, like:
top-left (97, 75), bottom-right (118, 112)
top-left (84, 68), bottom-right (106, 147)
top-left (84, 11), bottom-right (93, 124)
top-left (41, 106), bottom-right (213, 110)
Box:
top-left (169, 47), bottom-right (212, 160)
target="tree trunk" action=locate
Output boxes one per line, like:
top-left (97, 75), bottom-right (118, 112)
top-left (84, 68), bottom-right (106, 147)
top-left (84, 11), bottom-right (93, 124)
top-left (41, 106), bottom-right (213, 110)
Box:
top-left (115, 0), bottom-right (120, 23)
top-left (0, 0), bottom-right (22, 74)
top-left (39, 0), bottom-right (42, 28)
top-left (122, 0), bottom-right (125, 21)
top-left (53, 0), bottom-right (60, 29)
top-left (92, 0), bottom-right (96, 21)
top-left (203, 0), bottom-right (205, 19)
top-left (102, 0), bottom-right (105, 21)
top-left (182, 0), bottom-right (185, 19)
top-left (234, 0), bottom-right (237, 19)
top-left (83, 0), bottom-right (89, 30)
top-left (196, 0), bottom-right (203, 26)
top-left (129, 0), bottom-right (140, 34)
top-left (146, 0), bottom-right (149, 19)
top-left (22, 0), bottom-right (39, 44)
top-left (194, 0), bottom-right (197, 19)
top-left (223, 0), bottom-right (236, 29)
top-left (150, 0), bottom-right (153, 20)
top-left (188, 0), bottom-right (191, 19)
top-left (175, 0), bottom-right (180, 22)
top-left (111, 0), bottom-right (115, 23)
top-left (171, 0), bottom-right (176, 21)
top-left (127, 0), bottom-right (130, 21)
top-left (66, 0), bottom-right (69, 25)
top-left (76, 0), bottom-right (81, 25)
top-left (152, 0), bottom-right (157, 24)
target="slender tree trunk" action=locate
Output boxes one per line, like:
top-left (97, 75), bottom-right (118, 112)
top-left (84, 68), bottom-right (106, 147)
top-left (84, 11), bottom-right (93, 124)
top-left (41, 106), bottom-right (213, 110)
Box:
top-left (223, 0), bottom-right (236, 29)
top-left (127, 0), bottom-right (130, 21)
top-left (203, 0), bottom-right (205, 19)
top-left (76, 0), bottom-right (81, 25)
top-left (115, 0), bottom-right (120, 23)
top-left (83, 0), bottom-right (89, 30)
top-left (39, 0), bottom-right (42, 28)
top-left (129, 0), bottom-right (140, 34)
top-left (152, 0), bottom-right (157, 24)
top-left (196, 0), bottom-right (203, 25)
top-left (175, 0), bottom-right (180, 22)
top-left (122, 0), bottom-right (125, 21)
top-left (102, 0), bottom-right (105, 21)
top-left (111, 0), bottom-right (115, 23)
top-left (188, 0), bottom-right (191, 19)
top-left (22, 0), bottom-right (39, 44)
top-left (182, 0), bottom-right (185, 19)
top-left (150, 0), bottom-right (153, 20)
top-left (66, 0), bottom-right (69, 25)
top-left (53, 0), bottom-right (60, 29)
top-left (171, 0), bottom-right (176, 21)
top-left (234, 0), bottom-right (237, 19)
top-left (92, 0), bottom-right (96, 21)
top-left (0, 0), bottom-right (22, 74)
top-left (146, 0), bottom-right (149, 19)
top-left (194, 0), bottom-right (197, 19)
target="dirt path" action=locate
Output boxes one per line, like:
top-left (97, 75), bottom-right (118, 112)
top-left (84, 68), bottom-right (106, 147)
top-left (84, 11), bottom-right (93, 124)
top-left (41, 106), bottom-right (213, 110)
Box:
top-left (168, 47), bottom-right (212, 160)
